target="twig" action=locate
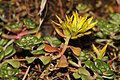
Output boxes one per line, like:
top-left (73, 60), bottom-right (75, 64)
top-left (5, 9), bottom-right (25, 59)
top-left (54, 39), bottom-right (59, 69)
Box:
top-left (38, 0), bottom-right (47, 29)
top-left (25, 0), bottom-right (30, 18)
top-left (22, 66), bottom-right (31, 80)
top-left (58, 0), bottom-right (65, 18)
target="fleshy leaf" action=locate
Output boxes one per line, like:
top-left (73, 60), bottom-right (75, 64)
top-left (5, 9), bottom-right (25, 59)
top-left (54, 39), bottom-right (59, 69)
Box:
top-left (57, 55), bottom-right (68, 67)
top-left (100, 44), bottom-right (108, 59)
top-left (26, 57), bottom-right (36, 64)
top-left (39, 56), bottom-right (52, 65)
top-left (72, 72), bottom-right (81, 79)
top-left (78, 67), bottom-right (90, 76)
top-left (69, 46), bottom-right (81, 56)
top-left (81, 74), bottom-right (92, 80)
top-left (44, 44), bottom-right (59, 53)
top-left (5, 60), bottom-right (20, 68)
top-left (68, 60), bottom-right (79, 67)
top-left (44, 36), bottom-right (61, 47)
top-left (54, 26), bottom-right (65, 37)
top-left (31, 50), bottom-right (44, 55)
top-left (92, 44), bottom-right (99, 56)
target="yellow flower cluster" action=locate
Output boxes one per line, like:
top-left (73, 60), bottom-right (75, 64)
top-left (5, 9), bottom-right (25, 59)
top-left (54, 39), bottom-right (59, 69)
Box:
top-left (53, 11), bottom-right (97, 39)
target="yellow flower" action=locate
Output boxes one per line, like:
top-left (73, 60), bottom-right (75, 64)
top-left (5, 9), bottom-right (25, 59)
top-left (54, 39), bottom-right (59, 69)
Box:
top-left (53, 11), bottom-right (97, 39)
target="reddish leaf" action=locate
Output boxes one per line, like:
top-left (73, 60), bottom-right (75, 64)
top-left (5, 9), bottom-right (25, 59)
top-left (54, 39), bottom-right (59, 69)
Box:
top-left (57, 55), bottom-right (68, 68)
top-left (44, 44), bottom-right (59, 52)
top-left (69, 46), bottom-right (81, 56)
top-left (54, 26), bottom-right (65, 38)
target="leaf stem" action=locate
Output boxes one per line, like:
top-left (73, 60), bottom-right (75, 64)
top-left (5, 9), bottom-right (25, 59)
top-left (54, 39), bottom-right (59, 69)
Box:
top-left (52, 36), bottom-right (70, 60)
top-left (61, 36), bottom-right (71, 55)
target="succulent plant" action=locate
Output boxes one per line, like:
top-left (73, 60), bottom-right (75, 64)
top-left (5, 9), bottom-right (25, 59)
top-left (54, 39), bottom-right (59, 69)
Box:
top-left (22, 18), bottom-right (37, 29)
top-left (15, 34), bottom-right (43, 50)
top-left (96, 13), bottom-right (120, 40)
top-left (85, 59), bottom-right (115, 79)
top-left (4, 22), bottom-right (23, 33)
top-left (76, 3), bottom-right (92, 13)
top-left (0, 38), bottom-right (16, 61)
top-left (0, 63), bottom-right (19, 80)
top-left (79, 50), bottom-right (90, 61)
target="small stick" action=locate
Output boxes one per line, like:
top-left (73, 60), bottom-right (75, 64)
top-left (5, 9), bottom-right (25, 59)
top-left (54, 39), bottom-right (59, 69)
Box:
top-left (22, 66), bottom-right (31, 80)
top-left (58, 0), bottom-right (65, 18)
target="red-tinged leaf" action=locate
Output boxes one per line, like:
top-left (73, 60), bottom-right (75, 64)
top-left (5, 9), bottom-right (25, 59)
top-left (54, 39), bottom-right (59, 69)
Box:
top-left (57, 55), bottom-right (68, 68)
top-left (69, 46), bottom-right (81, 56)
top-left (54, 26), bottom-right (65, 38)
top-left (44, 44), bottom-right (59, 53)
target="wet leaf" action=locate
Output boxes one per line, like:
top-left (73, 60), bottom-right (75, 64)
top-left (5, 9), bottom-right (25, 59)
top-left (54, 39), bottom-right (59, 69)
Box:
top-left (57, 55), bottom-right (68, 67)
top-left (69, 46), bottom-right (81, 56)
top-left (39, 56), bottom-right (52, 65)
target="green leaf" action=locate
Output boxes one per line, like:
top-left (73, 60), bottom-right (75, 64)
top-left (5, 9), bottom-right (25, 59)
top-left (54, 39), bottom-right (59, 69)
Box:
top-left (68, 60), bottom-right (79, 67)
top-left (26, 57), bottom-right (36, 64)
top-left (10, 77), bottom-right (18, 80)
top-left (72, 72), bottom-right (81, 79)
top-left (78, 67), bottom-right (90, 76)
top-left (37, 44), bottom-right (45, 50)
top-left (4, 48), bottom-right (16, 59)
top-left (39, 56), bottom-right (52, 65)
top-left (81, 74), bottom-right (92, 80)
top-left (5, 60), bottom-right (20, 68)
top-left (0, 50), bottom-right (5, 61)
top-left (85, 60), bottom-right (97, 71)
top-left (31, 50), bottom-right (44, 55)
top-left (4, 44), bottom-right (14, 56)
top-left (44, 36), bottom-right (62, 47)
